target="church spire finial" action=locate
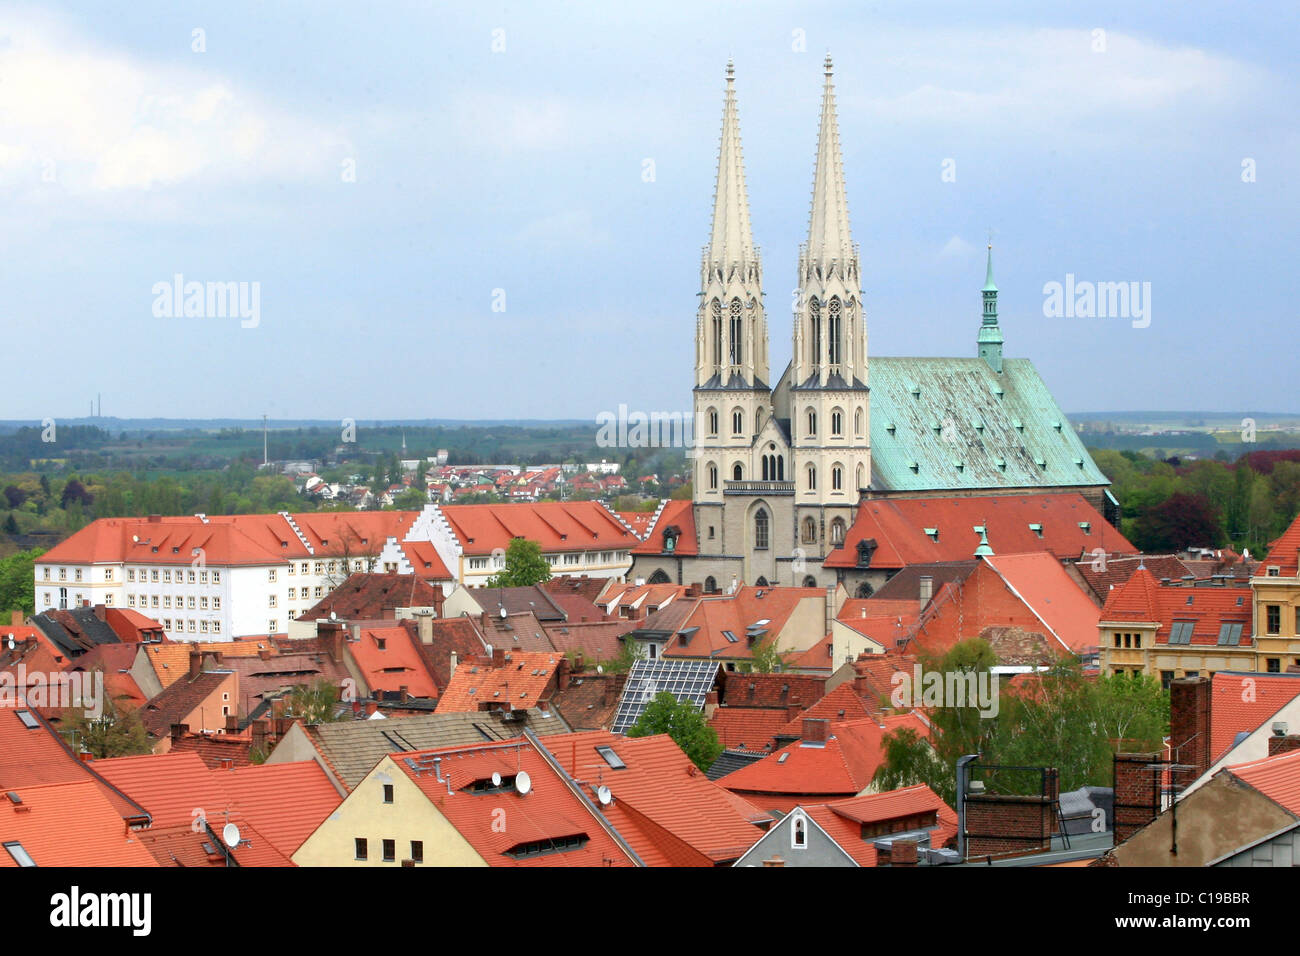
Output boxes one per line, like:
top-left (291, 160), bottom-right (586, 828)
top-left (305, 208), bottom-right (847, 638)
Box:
top-left (978, 233), bottom-right (1003, 373)
top-left (704, 60), bottom-right (757, 278)
top-left (804, 52), bottom-right (855, 273)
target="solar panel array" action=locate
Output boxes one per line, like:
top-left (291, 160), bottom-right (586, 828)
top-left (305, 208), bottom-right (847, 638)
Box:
top-left (611, 659), bottom-right (720, 735)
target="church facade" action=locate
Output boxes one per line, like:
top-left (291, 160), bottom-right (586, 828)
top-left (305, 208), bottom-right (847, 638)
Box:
top-left (633, 57), bottom-right (1114, 594)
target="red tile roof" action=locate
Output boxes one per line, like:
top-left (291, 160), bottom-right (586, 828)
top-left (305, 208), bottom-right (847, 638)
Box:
top-left (298, 572), bottom-right (445, 621)
top-left (1210, 672), bottom-right (1300, 764)
top-left (720, 715), bottom-right (930, 813)
top-left (391, 740), bottom-right (637, 866)
top-left (664, 586), bottom-right (826, 663)
top-left (0, 781), bottom-right (158, 867)
top-left (719, 671), bottom-right (827, 708)
top-left (1261, 512), bottom-right (1300, 576)
top-left (440, 501), bottom-right (638, 556)
top-left (983, 552), bottom-right (1103, 653)
top-left (632, 499), bottom-right (698, 556)
top-left (825, 494), bottom-right (1133, 569)
top-left (542, 620), bottom-right (630, 662)
top-left (1227, 748), bottom-right (1300, 815)
top-left (799, 784), bottom-right (959, 866)
top-left (435, 651), bottom-right (560, 713)
top-left (136, 820), bottom-right (292, 867)
top-left (1100, 568), bottom-right (1253, 647)
top-left (778, 683), bottom-right (873, 735)
top-left (709, 707), bottom-right (790, 753)
top-left (1076, 554), bottom-right (1192, 601)
top-left (348, 622), bottom-right (440, 699)
top-left (551, 731), bottom-right (768, 863)
top-left (217, 761), bottom-right (342, 858)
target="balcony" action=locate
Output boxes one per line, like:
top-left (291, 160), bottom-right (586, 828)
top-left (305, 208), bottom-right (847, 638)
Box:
top-left (724, 480), bottom-right (795, 496)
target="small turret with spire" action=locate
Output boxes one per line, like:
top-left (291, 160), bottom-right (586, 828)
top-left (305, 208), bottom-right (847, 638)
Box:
top-left (978, 237), bottom-right (1003, 374)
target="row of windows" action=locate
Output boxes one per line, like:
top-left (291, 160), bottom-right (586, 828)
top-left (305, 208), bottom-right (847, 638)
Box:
top-left (705, 461), bottom-right (861, 491)
top-left (158, 618), bottom-right (222, 634)
top-left (355, 838), bottom-right (422, 863)
top-left (467, 551), bottom-right (630, 571)
top-left (704, 405), bottom-right (864, 439)
top-left (127, 594), bottom-right (222, 611)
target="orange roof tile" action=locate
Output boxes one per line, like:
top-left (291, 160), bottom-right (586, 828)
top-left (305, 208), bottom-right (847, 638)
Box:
top-left (1227, 748), bottom-right (1300, 815)
top-left (0, 781), bottom-right (158, 867)
top-left (1210, 672), bottom-right (1300, 763)
top-left (441, 501), bottom-right (638, 556)
top-left (1101, 568), bottom-right (1252, 648)
top-left (983, 552), bottom-right (1103, 653)
top-left (348, 622), bottom-right (439, 699)
top-left (217, 761), bottom-right (342, 858)
top-left (1261, 513), bottom-right (1300, 576)
top-left (709, 708), bottom-right (790, 753)
top-left (435, 651), bottom-right (560, 713)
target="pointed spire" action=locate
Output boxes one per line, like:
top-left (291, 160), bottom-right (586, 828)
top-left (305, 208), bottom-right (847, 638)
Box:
top-left (805, 54), bottom-right (855, 270)
top-left (983, 237), bottom-right (997, 293)
top-left (705, 60), bottom-right (757, 276)
top-left (974, 526), bottom-right (994, 557)
top-left (978, 237), bottom-right (1003, 372)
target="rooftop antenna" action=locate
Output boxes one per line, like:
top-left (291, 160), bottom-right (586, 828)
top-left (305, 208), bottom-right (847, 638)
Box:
top-left (262, 415), bottom-right (269, 468)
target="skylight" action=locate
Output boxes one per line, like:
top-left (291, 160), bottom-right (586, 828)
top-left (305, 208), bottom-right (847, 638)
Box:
top-left (3, 842), bottom-right (34, 867)
top-left (596, 746), bottom-right (626, 769)
top-left (15, 711), bottom-right (38, 730)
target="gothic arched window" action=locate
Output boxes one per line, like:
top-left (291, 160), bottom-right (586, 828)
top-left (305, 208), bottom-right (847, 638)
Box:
top-left (803, 575), bottom-right (818, 588)
top-left (704, 576), bottom-right (718, 594)
top-left (807, 464), bottom-right (817, 491)
top-left (729, 298), bottom-right (743, 366)
top-left (831, 408), bottom-right (843, 436)
top-left (711, 299), bottom-right (723, 369)
top-left (807, 408), bottom-right (817, 436)
top-left (648, 569), bottom-right (671, 585)
top-left (707, 463), bottom-right (718, 490)
top-left (754, 509), bottom-right (769, 550)
top-left (733, 462), bottom-right (743, 481)
top-left (854, 407), bottom-right (863, 436)
top-left (809, 298), bottom-right (822, 370)
top-left (802, 516), bottom-right (816, 544)
top-left (828, 297), bottom-right (842, 367)
top-left (830, 517), bottom-right (846, 545)
top-left (732, 408), bottom-right (743, 435)
top-left (708, 407), bottom-right (719, 436)
top-left (832, 464), bottom-right (843, 491)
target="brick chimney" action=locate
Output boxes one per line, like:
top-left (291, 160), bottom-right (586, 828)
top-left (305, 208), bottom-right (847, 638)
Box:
top-left (10, 611), bottom-right (22, 626)
top-left (491, 646), bottom-right (506, 667)
top-left (888, 839), bottom-right (919, 867)
top-left (685, 582), bottom-right (701, 598)
top-left (188, 651), bottom-right (203, 681)
top-left (801, 718), bottom-right (829, 744)
top-left (1169, 677), bottom-right (1211, 781)
top-left (258, 648), bottom-right (272, 660)
top-left (224, 714), bottom-right (239, 733)
top-left (786, 700), bottom-right (803, 722)
top-left (93, 604), bottom-right (107, 622)
top-left (556, 656), bottom-right (572, 691)
top-left (364, 700), bottom-right (378, 717)
top-left (251, 719), bottom-right (268, 754)
top-left (417, 613), bottom-right (434, 645)
top-left (1268, 732), bottom-right (1300, 757)
top-left (170, 723), bottom-right (189, 741)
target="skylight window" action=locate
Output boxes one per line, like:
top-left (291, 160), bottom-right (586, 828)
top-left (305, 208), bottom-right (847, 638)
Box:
top-left (721, 630), bottom-right (739, 643)
top-left (1168, 621), bottom-right (1195, 645)
top-left (3, 842), bottom-right (34, 867)
top-left (596, 746), bottom-right (626, 769)
top-left (15, 711), bottom-right (38, 730)
top-left (1217, 623), bottom-right (1244, 646)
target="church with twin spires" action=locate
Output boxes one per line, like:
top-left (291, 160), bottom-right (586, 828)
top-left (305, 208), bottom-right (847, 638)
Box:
top-left (638, 57), bottom-right (1114, 594)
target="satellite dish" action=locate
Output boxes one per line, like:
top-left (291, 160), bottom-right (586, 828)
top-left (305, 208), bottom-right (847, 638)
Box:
top-left (131, 535), bottom-right (139, 543)
top-left (515, 770), bottom-right (532, 795)
top-left (596, 664), bottom-right (603, 674)
top-left (491, 771), bottom-right (502, 787)
top-left (221, 823), bottom-right (241, 848)
top-left (329, 611), bottom-right (337, 621)
top-left (499, 607), bottom-right (508, 619)
top-left (596, 785), bottom-right (612, 806)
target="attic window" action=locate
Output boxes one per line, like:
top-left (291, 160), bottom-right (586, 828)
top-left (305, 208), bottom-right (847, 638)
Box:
top-left (1012, 420), bottom-right (1024, 433)
top-left (992, 385), bottom-right (1005, 398)
top-left (596, 746), bottom-right (626, 770)
top-left (924, 528), bottom-right (939, 542)
top-left (953, 461), bottom-right (964, 473)
top-left (996, 459), bottom-right (1007, 471)
top-left (931, 422), bottom-right (942, 436)
top-left (1029, 524), bottom-right (1043, 538)
top-left (15, 710), bottom-right (38, 730)
top-left (1052, 421), bottom-right (1063, 432)
top-left (1185, 595), bottom-right (1194, 606)
top-left (1168, 621), bottom-right (1194, 644)
top-left (1034, 457), bottom-right (1047, 470)
top-left (1074, 458), bottom-right (1085, 469)
top-left (1078, 522), bottom-right (1091, 534)
top-left (973, 418), bottom-right (985, 432)
top-left (376, 638), bottom-right (386, 650)
top-left (885, 423), bottom-right (896, 435)
top-left (721, 630), bottom-right (739, 644)
top-left (3, 842), bottom-right (35, 867)
top-left (777, 753), bottom-right (789, 764)
top-left (909, 385), bottom-right (920, 398)
top-left (908, 462), bottom-right (919, 474)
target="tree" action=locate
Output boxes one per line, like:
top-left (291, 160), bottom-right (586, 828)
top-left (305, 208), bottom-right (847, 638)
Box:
top-left (61, 676), bottom-right (151, 759)
top-left (1130, 492), bottom-right (1222, 552)
top-left (739, 636), bottom-right (795, 674)
top-left (485, 537), bottom-right (552, 588)
top-left (872, 727), bottom-right (953, 805)
top-left (284, 679), bottom-right (347, 724)
top-left (627, 691), bottom-right (722, 771)
top-left (606, 635), bottom-right (647, 674)
top-left (0, 547), bottom-right (44, 616)
top-left (3, 485), bottom-right (27, 509)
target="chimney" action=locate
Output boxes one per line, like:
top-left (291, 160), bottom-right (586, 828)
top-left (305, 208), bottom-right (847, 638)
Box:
top-left (418, 613), bottom-right (434, 645)
top-left (761, 856), bottom-right (785, 867)
top-left (225, 714), bottom-right (239, 734)
top-left (258, 648), bottom-right (272, 660)
top-left (399, 685), bottom-right (409, 703)
top-left (556, 656), bottom-right (572, 691)
top-left (188, 651), bottom-right (203, 681)
top-left (77, 750), bottom-right (94, 764)
top-left (889, 840), bottom-right (919, 867)
top-left (170, 723), bottom-right (189, 741)
top-left (801, 718), bottom-right (829, 744)
top-left (9, 611), bottom-right (21, 626)
top-left (491, 646), bottom-right (506, 667)
top-left (786, 701), bottom-right (803, 722)
top-left (365, 700), bottom-right (378, 717)
top-left (449, 651), bottom-right (458, 677)
top-left (251, 720), bottom-right (268, 754)
top-left (919, 576), bottom-right (934, 606)
top-left (1169, 677), bottom-right (1211, 781)
top-left (1268, 734), bottom-right (1300, 757)
top-left (480, 611), bottom-right (490, 630)
top-left (93, 604), bottom-right (107, 622)
top-left (686, 582), bottom-right (701, 598)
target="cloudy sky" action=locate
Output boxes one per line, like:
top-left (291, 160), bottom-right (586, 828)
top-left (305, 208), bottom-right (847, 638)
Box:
top-left (1, 1), bottom-right (1296, 421)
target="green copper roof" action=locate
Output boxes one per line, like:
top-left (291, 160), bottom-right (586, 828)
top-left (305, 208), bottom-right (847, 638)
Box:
top-left (867, 357), bottom-right (1110, 493)
top-left (974, 528), bottom-right (994, 556)
top-left (982, 244), bottom-right (997, 293)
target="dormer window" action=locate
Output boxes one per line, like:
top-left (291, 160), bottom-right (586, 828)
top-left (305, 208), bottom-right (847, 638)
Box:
top-left (856, 538), bottom-right (877, 568)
